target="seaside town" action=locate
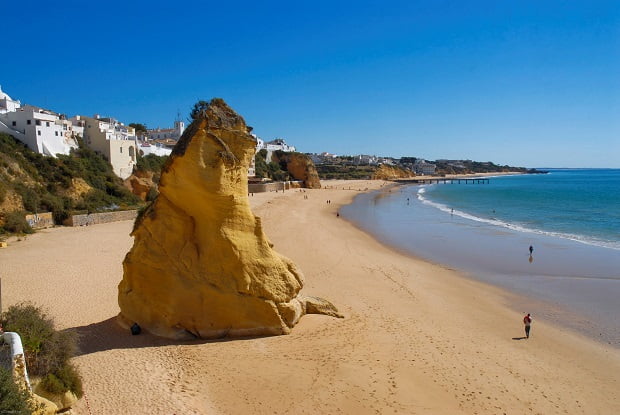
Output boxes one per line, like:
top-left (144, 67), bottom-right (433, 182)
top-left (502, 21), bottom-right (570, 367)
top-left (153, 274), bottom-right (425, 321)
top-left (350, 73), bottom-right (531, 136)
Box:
top-left (1, 2), bottom-right (619, 413)
top-left (0, 84), bottom-right (442, 180)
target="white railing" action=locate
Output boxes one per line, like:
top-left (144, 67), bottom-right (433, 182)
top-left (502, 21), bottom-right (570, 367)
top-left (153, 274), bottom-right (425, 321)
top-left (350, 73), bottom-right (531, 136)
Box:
top-left (2, 332), bottom-right (31, 391)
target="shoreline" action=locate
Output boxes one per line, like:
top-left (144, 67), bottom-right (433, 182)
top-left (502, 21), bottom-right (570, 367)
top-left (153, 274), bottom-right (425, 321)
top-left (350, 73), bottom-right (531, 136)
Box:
top-left (342, 180), bottom-right (620, 348)
top-left (1, 179), bottom-right (619, 414)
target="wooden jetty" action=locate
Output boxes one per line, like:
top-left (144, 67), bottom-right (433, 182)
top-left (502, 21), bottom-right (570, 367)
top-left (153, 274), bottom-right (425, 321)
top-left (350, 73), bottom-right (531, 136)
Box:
top-left (394, 177), bottom-right (490, 185)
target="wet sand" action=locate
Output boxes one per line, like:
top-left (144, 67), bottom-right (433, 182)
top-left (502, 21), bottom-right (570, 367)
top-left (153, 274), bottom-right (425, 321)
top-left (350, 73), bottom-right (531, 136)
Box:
top-left (342, 185), bottom-right (620, 346)
top-left (1, 179), bottom-right (619, 414)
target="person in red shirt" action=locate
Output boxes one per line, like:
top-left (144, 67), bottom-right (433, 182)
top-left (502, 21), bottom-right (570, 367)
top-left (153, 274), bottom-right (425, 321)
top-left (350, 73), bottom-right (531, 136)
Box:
top-left (523, 313), bottom-right (532, 339)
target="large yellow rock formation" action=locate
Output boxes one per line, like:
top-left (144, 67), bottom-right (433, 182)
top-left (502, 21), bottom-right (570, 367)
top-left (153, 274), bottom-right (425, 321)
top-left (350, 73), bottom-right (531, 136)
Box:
top-left (273, 152), bottom-right (322, 189)
top-left (118, 99), bottom-right (340, 339)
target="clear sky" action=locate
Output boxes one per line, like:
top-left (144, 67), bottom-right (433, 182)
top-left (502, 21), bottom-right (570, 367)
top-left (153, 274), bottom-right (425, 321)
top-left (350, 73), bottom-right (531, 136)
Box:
top-left (2, 1), bottom-right (618, 168)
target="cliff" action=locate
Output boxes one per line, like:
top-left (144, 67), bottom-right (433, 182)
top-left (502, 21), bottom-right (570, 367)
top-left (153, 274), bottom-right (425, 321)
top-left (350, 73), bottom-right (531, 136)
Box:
top-left (118, 99), bottom-right (340, 339)
top-left (0, 132), bottom-right (140, 230)
top-left (371, 164), bottom-right (414, 180)
top-left (273, 152), bottom-right (322, 188)
top-left (124, 170), bottom-right (156, 201)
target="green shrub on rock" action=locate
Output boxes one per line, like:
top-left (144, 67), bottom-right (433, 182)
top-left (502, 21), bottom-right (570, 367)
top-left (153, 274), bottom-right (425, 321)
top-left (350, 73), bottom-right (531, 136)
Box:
top-left (2, 211), bottom-right (34, 235)
top-left (0, 366), bottom-right (33, 415)
top-left (0, 303), bottom-right (82, 398)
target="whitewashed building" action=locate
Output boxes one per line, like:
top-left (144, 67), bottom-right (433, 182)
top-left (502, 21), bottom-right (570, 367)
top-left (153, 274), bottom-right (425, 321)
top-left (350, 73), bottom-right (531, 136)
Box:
top-left (414, 159), bottom-right (437, 175)
top-left (136, 141), bottom-right (172, 157)
top-left (308, 152), bottom-right (338, 165)
top-left (147, 120), bottom-right (185, 141)
top-left (0, 85), bottom-right (21, 114)
top-left (0, 103), bottom-right (79, 157)
top-left (74, 115), bottom-right (137, 179)
top-left (264, 138), bottom-right (296, 153)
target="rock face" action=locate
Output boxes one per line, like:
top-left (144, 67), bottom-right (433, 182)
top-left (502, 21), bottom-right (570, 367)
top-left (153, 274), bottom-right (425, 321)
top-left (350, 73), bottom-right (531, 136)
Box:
top-left (371, 164), bottom-right (413, 180)
top-left (274, 152), bottom-right (322, 189)
top-left (124, 171), bottom-right (156, 201)
top-left (118, 99), bottom-right (340, 339)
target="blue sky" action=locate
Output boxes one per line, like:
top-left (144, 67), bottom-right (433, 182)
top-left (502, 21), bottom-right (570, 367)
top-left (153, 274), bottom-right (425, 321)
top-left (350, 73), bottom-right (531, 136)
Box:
top-left (2, 1), bottom-right (618, 167)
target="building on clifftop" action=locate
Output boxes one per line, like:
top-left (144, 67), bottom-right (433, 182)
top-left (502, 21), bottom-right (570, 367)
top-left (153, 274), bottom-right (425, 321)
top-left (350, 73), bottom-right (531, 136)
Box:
top-left (73, 115), bottom-right (137, 179)
top-left (0, 85), bottom-right (21, 114)
top-left (0, 89), bottom-right (80, 157)
top-left (147, 120), bottom-right (185, 141)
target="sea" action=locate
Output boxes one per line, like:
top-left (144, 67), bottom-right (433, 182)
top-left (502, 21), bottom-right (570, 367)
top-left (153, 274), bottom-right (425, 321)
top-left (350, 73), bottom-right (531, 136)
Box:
top-left (341, 169), bottom-right (620, 347)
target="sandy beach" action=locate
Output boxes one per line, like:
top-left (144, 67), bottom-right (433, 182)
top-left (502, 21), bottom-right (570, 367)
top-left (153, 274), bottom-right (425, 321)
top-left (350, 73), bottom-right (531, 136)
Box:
top-left (1, 179), bottom-right (619, 414)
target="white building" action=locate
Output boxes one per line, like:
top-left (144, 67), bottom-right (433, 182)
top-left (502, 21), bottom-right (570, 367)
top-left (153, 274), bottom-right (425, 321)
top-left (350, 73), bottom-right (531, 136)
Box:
top-left (264, 138), bottom-right (296, 153)
top-left (147, 120), bottom-right (185, 141)
top-left (0, 85), bottom-right (21, 114)
top-left (308, 152), bottom-right (338, 165)
top-left (414, 159), bottom-right (437, 175)
top-left (0, 102), bottom-right (79, 157)
top-left (354, 154), bottom-right (378, 165)
top-left (136, 140), bottom-right (172, 157)
top-left (74, 115), bottom-right (137, 179)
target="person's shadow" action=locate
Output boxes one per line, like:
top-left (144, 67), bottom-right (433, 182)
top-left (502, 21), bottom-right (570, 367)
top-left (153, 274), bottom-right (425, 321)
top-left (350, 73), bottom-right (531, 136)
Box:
top-left (512, 336), bottom-right (527, 340)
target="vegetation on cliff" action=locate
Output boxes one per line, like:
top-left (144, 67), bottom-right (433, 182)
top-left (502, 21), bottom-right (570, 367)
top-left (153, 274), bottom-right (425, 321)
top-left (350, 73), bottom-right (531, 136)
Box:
top-left (433, 160), bottom-right (539, 175)
top-left (314, 155), bottom-right (541, 179)
top-left (0, 132), bottom-right (141, 234)
top-left (254, 149), bottom-right (290, 181)
top-left (0, 366), bottom-right (35, 415)
top-left (254, 149), bottom-right (321, 188)
top-left (316, 164), bottom-right (379, 180)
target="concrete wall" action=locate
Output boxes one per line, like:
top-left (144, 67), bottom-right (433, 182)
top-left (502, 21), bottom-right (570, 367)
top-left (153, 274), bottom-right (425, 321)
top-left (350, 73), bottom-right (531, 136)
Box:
top-left (64, 210), bottom-right (137, 226)
top-left (25, 212), bottom-right (54, 229)
top-left (248, 181), bottom-right (302, 193)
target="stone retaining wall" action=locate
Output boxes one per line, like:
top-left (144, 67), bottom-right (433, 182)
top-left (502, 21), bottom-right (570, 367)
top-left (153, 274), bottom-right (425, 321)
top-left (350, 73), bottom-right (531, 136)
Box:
top-left (248, 181), bottom-right (302, 193)
top-left (25, 212), bottom-right (54, 229)
top-left (64, 210), bottom-right (138, 227)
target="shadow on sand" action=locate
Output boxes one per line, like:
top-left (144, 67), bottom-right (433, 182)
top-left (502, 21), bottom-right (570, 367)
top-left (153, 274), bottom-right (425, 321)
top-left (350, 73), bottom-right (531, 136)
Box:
top-left (512, 336), bottom-right (528, 340)
top-left (66, 317), bottom-right (261, 357)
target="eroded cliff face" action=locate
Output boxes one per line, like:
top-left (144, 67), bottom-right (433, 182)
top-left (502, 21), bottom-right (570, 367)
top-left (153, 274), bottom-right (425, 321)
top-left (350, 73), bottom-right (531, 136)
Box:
top-left (274, 152), bottom-right (321, 189)
top-left (124, 171), bottom-right (156, 201)
top-left (118, 99), bottom-right (339, 339)
top-left (371, 164), bottom-right (414, 180)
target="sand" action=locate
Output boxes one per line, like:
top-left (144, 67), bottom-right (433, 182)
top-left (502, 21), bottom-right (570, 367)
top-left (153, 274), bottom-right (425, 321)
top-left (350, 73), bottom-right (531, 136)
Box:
top-left (1, 179), bottom-right (619, 414)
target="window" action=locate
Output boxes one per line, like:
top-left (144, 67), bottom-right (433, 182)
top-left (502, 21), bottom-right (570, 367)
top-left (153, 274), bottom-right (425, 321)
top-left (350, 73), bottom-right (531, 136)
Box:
top-left (120, 147), bottom-right (123, 153)
top-left (46, 121), bottom-right (50, 127)
top-left (55, 131), bottom-right (58, 136)
top-left (37, 130), bottom-right (41, 136)
top-left (27, 120), bottom-right (32, 125)
top-left (11, 121), bottom-right (16, 126)
top-left (36, 120), bottom-right (41, 126)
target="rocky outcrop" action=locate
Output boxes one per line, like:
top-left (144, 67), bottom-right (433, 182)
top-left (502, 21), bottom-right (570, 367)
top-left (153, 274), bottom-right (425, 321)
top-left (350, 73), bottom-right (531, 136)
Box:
top-left (124, 171), bottom-right (156, 201)
top-left (273, 152), bottom-right (321, 188)
top-left (371, 164), bottom-right (413, 180)
top-left (31, 393), bottom-right (58, 415)
top-left (33, 384), bottom-right (77, 412)
top-left (118, 99), bottom-right (340, 339)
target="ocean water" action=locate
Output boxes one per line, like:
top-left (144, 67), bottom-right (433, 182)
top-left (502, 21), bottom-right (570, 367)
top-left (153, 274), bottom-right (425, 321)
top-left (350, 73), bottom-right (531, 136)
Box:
top-left (341, 169), bottom-right (620, 346)
top-left (420, 169), bottom-right (620, 250)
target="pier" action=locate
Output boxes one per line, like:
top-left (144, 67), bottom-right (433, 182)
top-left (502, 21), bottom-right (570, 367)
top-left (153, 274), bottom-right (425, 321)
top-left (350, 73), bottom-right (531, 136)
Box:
top-left (394, 177), bottom-right (490, 185)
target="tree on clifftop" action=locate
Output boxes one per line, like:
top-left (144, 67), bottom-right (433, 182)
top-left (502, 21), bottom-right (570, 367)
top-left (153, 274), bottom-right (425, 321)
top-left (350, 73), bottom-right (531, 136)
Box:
top-left (190, 100), bottom-right (210, 120)
top-left (129, 123), bottom-right (148, 137)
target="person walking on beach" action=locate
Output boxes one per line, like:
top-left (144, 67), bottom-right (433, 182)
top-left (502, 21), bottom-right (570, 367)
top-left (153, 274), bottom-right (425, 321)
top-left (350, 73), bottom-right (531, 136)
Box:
top-left (529, 245), bottom-right (534, 255)
top-left (523, 313), bottom-right (532, 339)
